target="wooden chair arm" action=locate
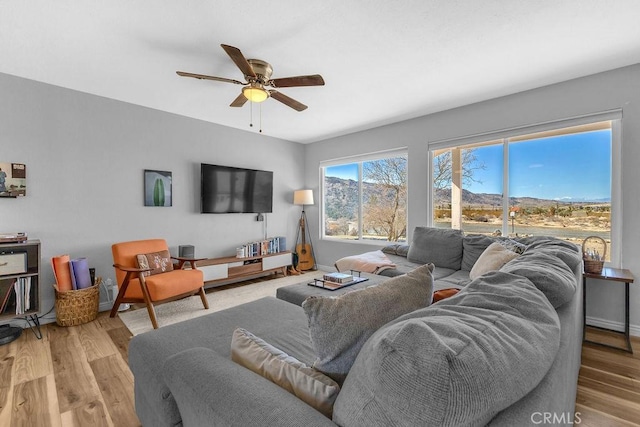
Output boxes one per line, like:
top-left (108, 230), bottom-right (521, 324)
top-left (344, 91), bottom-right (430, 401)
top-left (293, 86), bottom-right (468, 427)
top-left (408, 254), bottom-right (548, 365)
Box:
top-left (113, 263), bottom-right (153, 273)
top-left (172, 256), bottom-right (206, 270)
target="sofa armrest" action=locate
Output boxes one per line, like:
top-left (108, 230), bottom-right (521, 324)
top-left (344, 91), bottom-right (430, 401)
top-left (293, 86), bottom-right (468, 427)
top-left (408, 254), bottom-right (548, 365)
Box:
top-left (163, 347), bottom-right (336, 427)
top-left (381, 243), bottom-right (410, 257)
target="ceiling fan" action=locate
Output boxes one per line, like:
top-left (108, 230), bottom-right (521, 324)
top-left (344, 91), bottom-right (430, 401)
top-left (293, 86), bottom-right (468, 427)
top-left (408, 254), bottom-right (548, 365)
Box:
top-left (176, 44), bottom-right (325, 112)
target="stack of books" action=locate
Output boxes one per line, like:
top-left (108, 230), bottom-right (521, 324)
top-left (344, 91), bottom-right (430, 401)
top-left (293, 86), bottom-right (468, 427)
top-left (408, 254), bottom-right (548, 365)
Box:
top-left (322, 272), bottom-right (354, 284)
top-left (236, 237), bottom-right (285, 258)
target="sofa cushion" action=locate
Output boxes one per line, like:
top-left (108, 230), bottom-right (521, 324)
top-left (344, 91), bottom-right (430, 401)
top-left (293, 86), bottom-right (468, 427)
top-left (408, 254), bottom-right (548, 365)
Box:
top-left (129, 297), bottom-right (317, 427)
top-left (136, 250), bottom-right (174, 276)
top-left (501, 252), bottom-right (577, 308)
top-left (520, 237), bottom-right (582, 270)
top-left (461, 234), bottom-right (495, 271)
top-left (433, 269), bottom-right (471, 291)
top-left (230, 328), bottom-right (339, 418)
top-left (302, 263), bottom-right (434, 383)
top-left (333, 271), bottom-right (561, 426)
top-left (469, 242), bottom-right (520, 280)
top-left (407, 227), bottom-right (463, 270)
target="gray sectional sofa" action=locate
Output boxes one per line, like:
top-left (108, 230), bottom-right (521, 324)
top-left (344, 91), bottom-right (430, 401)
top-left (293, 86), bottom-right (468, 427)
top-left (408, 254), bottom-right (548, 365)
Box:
top-left (379, 227), bottom-right (527, 291)
top-left (128, 227), bottom-right (583, 426)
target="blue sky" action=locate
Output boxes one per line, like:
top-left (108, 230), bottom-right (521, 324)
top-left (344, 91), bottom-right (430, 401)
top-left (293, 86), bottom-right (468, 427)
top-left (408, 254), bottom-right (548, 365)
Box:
top-left (466, 130), bottom-right (611, 201)
top-left (326, 163), bottom-right (358, 180)
top-left (326, 130), bottom-right (611, 201)
top-left (324, 130), bottom-right (611, 202)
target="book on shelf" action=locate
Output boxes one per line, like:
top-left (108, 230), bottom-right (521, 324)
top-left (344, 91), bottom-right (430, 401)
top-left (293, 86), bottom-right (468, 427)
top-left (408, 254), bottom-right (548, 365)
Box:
top-left (322, 272), bottom-right (353, 283)
top-left (236, 237), bottom-right (284, 259)
top-left (11, 276), bottom-right (31, 315)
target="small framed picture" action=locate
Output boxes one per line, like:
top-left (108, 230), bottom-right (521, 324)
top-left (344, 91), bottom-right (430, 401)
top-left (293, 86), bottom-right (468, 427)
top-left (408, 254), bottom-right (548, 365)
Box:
top-left (144, 170), bottom-right (172, 207)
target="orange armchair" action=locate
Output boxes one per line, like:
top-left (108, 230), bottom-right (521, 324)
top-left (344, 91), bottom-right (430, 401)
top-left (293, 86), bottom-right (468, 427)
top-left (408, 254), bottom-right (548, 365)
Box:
top-left (110, 239), bottom-right (209, 329)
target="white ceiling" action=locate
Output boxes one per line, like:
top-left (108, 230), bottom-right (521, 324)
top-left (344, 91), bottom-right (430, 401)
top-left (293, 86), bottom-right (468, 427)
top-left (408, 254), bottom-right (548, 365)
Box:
top-left (2, 1), bottom-right (640, 144)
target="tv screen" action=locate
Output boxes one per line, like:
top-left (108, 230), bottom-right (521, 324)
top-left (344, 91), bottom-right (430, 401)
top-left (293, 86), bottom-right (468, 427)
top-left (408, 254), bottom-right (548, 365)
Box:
top-left (201, 163), bottom-right (273, 214)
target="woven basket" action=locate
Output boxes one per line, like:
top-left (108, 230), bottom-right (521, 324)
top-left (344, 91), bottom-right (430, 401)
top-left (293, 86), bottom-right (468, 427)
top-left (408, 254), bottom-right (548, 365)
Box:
top-left (582, 236), bottom-right (606, 274)
top-left (54, 278), bottom-right (100, 326)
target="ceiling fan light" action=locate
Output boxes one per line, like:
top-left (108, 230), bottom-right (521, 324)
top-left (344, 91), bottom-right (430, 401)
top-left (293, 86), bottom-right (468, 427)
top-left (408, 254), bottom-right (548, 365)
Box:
top-left (243, 86), bottom-right (269, 103)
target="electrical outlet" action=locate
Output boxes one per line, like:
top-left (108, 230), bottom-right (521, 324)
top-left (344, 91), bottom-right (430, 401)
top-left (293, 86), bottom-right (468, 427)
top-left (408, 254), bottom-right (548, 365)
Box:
top-left (257, 213), bottom-right (264, 221)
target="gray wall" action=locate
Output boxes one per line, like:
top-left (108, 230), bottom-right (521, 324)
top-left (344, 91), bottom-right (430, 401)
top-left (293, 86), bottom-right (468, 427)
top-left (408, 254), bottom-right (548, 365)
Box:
top-left (0, 73), bottom-right (305, 322)
top-left (305, 63), bottom-right (640, 336)
top-left (3, 63), bottom-right (639, 335)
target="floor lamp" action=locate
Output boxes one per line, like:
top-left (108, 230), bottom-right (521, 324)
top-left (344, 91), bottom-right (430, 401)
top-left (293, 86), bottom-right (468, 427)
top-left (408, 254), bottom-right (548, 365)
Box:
top-left (293, 189), bottom-right (317, 271)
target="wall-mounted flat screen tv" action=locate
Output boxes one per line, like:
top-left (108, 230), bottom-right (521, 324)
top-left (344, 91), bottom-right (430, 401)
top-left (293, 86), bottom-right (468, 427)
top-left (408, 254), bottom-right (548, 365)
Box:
top-left (0, 163), bottom-right (26, 198)
top-left (201, 163), bottom-right (273, 214)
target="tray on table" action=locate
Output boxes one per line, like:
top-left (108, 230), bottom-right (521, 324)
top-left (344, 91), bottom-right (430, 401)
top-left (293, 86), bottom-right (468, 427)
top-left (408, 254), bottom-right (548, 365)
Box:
top-left (307, 270), bottom-right (369, 291)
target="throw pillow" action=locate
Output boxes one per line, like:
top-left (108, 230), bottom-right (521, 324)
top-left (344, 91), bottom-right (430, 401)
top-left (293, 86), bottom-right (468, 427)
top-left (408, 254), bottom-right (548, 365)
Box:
top-left (432, 287), bottom-right (460, 302)
top-left (302, 263), bottom-right (434, 383)
top-left (230, 328), bottom-right (340, 418)
top-left (469, 242), bottom-right (520, 280)
top-left (501, 251), bottom-right (577, 308)
top-left (407, 226), bottom-right (463, 270)
top-left (333, 271), bottom-right (561, 426)
top-left (136, 250), bottom-right (174, 276)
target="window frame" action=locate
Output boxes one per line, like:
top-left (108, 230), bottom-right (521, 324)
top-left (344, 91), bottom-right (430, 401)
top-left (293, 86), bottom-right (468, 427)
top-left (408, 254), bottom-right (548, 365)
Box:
top-left (320, 148), bottom-right (408, 244)
top-left (428, 110), bottom-right (622, 267)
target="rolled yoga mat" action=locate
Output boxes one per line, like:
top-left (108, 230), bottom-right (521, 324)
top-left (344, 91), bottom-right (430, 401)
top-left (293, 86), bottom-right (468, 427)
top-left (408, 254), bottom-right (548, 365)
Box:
top-left (70, 258), bottom-right (92, 289)
top-left (51, 255), bottom-right (73, 291)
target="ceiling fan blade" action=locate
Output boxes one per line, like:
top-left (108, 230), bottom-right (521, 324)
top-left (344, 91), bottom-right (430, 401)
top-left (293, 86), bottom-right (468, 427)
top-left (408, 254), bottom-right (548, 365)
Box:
top-left (269, 90), bottom-right (307, 112)
top-left (269, 74), bottom-right (325, 88)
top-left (230, 93), bottom-right (248, 107)
top-left (220, 44), bottom-right (256, 78)
top-left (176, 71), bottom-right (245, 85)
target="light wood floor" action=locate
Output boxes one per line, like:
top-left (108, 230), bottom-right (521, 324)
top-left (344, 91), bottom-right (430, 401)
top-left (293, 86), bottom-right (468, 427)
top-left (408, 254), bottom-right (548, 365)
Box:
top-left (1, 300), bottom-right (639, 426)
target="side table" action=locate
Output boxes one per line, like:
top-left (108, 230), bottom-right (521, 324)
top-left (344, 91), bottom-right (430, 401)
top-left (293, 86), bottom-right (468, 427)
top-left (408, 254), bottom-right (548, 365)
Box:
top-left (582, 267), bottom-right (634, 353)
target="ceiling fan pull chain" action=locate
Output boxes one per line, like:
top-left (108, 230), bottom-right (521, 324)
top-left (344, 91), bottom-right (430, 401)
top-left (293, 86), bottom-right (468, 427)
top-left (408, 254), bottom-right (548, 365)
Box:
top-left (249, 101), bottom-right (253, 128)
top-left (259, 103), bottom-right (263, 133)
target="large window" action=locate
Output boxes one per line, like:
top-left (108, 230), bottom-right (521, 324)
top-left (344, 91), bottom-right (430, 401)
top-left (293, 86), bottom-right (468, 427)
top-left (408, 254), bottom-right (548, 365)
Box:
top-left (322, 151), bottom-right (407, 242)
top-left (431, 116), bottom-right (620, 263)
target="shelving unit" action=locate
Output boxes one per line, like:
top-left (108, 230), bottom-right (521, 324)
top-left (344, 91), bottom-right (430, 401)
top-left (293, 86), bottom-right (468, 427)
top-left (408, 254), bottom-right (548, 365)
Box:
top-left (196, 251), bottom-right (291, 288)
top-left (0, 239), bottom-right (42, 337)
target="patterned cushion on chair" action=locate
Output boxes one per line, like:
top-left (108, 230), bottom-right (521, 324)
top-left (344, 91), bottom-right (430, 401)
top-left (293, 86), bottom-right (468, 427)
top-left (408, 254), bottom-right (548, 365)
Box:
top-left (136, 250), bottom-right (174, 276)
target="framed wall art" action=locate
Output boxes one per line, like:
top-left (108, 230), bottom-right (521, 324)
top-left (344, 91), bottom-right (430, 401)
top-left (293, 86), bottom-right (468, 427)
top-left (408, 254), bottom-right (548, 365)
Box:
top-left (144, 170), bottom-right (172, 207)
top-left (0, 163), bottom-right (26, 198)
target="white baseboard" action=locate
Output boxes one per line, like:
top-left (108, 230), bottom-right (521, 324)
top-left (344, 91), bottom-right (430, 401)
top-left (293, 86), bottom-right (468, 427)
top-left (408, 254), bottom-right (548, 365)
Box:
top-left (585, 315), bottom-right (640, 337)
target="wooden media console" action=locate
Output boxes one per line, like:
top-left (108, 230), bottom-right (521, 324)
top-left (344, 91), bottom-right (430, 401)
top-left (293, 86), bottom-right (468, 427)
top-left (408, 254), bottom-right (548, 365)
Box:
top-left (195, 251), bottom-right (291, 288)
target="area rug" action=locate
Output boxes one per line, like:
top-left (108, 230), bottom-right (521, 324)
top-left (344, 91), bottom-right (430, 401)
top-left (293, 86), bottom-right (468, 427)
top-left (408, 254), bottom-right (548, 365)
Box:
top-left (118, 271), bottom-right (325, 335)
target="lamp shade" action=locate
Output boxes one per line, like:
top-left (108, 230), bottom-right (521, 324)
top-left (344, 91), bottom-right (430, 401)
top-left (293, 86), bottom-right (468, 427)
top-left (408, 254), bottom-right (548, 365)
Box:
top-left (293, 189), bottom-right (314, 205)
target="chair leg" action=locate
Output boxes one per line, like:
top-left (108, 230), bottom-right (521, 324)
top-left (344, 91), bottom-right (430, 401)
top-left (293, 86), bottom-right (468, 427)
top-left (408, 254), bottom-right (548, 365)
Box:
top-left (199, 287), bottom-right (209, 309)
top-left (110, 292), bottom-right (124, 318)
top-left (138, 276), bottom-right (159, 329)
top-left (145, 302), bottom-right (159, 329)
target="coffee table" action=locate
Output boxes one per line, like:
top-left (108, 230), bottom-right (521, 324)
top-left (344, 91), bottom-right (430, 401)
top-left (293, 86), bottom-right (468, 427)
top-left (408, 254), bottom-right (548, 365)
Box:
top-left (276, 272), bottom-right (389, 306)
